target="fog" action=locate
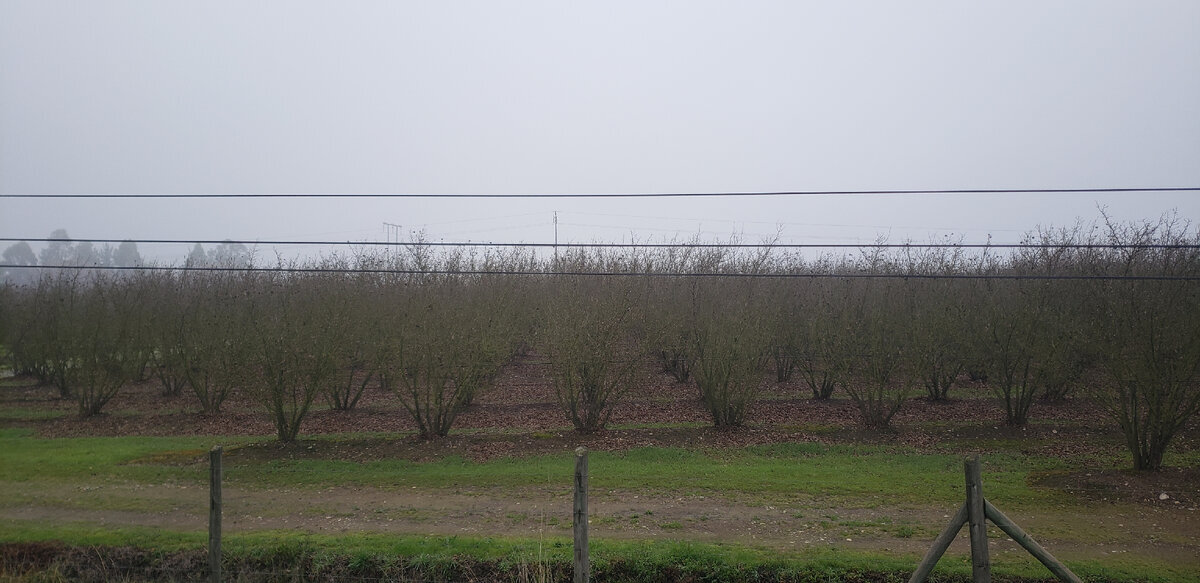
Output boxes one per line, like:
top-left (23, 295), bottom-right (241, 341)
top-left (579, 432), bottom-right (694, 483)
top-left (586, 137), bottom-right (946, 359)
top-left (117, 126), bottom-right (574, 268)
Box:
top-left (2, 2), bottom-right (1198, 264)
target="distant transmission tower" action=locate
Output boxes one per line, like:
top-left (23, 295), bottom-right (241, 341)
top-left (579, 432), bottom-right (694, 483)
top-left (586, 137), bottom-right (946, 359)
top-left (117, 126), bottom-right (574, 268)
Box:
top-left (383, 222), bottom-right (402, 260)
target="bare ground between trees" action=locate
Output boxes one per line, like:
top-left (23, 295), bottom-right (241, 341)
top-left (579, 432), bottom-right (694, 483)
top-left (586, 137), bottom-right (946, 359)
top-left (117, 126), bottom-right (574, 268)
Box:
top-left (2, 365), bottom-right (1199, 570)
top-left (2, 479), bottom-right (1198, 568)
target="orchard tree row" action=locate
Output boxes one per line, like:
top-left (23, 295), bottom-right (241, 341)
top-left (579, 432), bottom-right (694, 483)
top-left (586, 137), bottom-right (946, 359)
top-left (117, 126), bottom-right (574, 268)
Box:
top-left (1, 217), bottom-right (1198, 471)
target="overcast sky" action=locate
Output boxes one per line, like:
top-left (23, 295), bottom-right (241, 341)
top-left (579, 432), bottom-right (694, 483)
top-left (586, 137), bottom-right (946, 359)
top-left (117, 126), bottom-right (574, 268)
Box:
top-left (2, 1), bottom-right (1198, 262)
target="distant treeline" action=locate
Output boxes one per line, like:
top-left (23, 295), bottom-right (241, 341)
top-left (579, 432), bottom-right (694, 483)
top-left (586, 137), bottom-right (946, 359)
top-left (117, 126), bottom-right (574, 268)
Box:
top-left (0, 230), bottom-right (256, 285)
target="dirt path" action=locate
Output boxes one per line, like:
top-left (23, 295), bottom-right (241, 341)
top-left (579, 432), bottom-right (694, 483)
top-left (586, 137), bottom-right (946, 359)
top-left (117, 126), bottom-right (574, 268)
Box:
top-left (4, 371), bottom-right (1200, 571)
top-left (3, 481), bottom-right (1198, 568)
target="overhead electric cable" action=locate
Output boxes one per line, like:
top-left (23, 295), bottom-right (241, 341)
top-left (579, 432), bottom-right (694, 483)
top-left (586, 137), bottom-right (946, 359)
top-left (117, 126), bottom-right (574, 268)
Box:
top-left (3, 237), bottom-right (1198, 250)
top-left (2, 264), bottom-right (1196, 281)
top-left (2, 187), bottom-right (1197, 198)
top-left (561, 211), bottom-right (1032, 233)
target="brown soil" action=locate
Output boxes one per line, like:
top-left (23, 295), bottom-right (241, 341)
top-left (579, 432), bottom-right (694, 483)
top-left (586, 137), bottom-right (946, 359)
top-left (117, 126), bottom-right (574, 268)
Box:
top-left (2, 358), bottom-right (1199, 572)
top-left (9, 356), bottom-right (1114, 444)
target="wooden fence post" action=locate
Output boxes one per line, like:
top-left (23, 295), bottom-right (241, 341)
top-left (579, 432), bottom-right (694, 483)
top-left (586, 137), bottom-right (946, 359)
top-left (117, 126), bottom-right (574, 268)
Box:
top-left (912, 456), bottom-right (1082, 583)
top-left (573, 446), bottom-right (589, 583)
top-left (965, 456), bottom-right (990, 583)
top-left (907, 503), bottom-right (967, 583)
top-left (209, 445), bottom-right (222, 583)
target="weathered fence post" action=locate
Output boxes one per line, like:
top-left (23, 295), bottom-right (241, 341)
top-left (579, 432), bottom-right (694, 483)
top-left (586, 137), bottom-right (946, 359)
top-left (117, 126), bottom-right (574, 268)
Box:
top-left (965, 455), bottom-right (990, 583)
top-left (911, 456), bottom-right (1082, 583)
top-left (209, 445), bottom-right (222, 583)
top-left (573, 446), bottom-right (589, 583)
top-left (907, 503), bottom-right (967, 583)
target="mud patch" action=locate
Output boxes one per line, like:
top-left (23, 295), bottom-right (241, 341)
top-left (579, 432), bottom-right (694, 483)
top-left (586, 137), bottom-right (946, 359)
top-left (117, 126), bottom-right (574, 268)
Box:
top-left (1030, 466), bottom-right (1200, 508)
top-left (220, 425), bottom-right (827, 464)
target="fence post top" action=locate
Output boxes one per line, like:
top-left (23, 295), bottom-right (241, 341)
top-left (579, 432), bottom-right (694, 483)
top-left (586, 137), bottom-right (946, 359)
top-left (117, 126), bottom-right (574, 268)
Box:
top-left (575, 446), bottom-right (587, 457)
top-left (211, 445), bottom-right (223, 453)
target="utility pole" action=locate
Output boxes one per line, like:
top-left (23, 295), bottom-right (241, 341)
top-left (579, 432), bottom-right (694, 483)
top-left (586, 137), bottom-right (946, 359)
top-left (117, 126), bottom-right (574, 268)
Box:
top-left (383, 222), bottom-right (402, 262)
top-left (553, 211), bottom-right (559, 263)
top-left (383, 222), bottom-right (403, 244)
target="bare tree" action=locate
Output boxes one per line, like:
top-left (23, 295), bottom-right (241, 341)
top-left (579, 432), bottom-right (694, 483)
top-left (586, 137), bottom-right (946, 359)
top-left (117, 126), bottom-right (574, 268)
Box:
top-left (0, 283), bottom-right (14, 371)
top-left (983, 230), bottom-right (1096, 427)
top-left (691, 280), bottom-right (769, 428)
top-left (242, 273), bottom-right (337, 443)
top-left (795, 280), bottom-right (849, 400)
top-left (176, 272), bottom-right (253, 415)
top-left (764, 281), bottom-right (803, 384)
top-left (838, 279), bottom-right (913, 430)
top-left (18, 273), bottom-right (81, 395)
top-left (542, 275), bottom-right (644, 434)
top-left (28, 273), bottom-right (145, 417)
top-left (1088, 215), bottom-right (1200, 471)
top-left (908, 280), bottom-right (968, 402)
top-left (645, 278), bottom-right (695, 384)
top-left (979, 279), bottom-right (1042, 427)
top-left (311, 266), bottom-right (379, 412)
top-left (378, 276), bottom-right (516, 439)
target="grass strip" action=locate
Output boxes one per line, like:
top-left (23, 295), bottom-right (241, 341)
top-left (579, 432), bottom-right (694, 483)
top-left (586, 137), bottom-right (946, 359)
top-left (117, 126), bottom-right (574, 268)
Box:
top-left (0, 429), bottom-right (1083, 508)
top-left (1, 522), bottom-right (1192, 582)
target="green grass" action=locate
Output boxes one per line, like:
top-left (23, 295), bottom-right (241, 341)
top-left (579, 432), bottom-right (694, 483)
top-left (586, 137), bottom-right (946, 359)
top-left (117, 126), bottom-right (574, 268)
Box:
top-left (212, 442), bottom-right (1067, 507)
top-left (0, 429), bottom-right (1075, 508)
top-left (0, 428), bottom-right (241, 484)
top-left (0, 429), bottom-right (1195, 581)
top-left (0, 407), bottom-right (68, 420)
top-left (1, 521), bottom-right (1195, 582)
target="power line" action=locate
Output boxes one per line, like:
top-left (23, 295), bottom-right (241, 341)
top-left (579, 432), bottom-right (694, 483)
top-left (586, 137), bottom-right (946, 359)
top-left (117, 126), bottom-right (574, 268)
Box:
top-left (3, 264), bottom-right (1197, 281)
top-left (556, 220), bottom-right (784, 240)
top-left (560, 210), bottom-right (1033, 233)
top-left (411, 211), bottom-right (548, 228)
top-left (2, 187), bottom-right (1198, 198)
top-left (4, 237), bottom-right (1199, 250)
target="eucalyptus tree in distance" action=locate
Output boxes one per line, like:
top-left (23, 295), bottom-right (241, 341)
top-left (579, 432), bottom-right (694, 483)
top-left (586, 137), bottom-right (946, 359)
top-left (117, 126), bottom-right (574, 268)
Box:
top-left (1, 241), bottom-right (37, 285)
top-left (112, 240), bottom-right (142, 268)
top-left (38, 229), bottom-right (72, 268)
